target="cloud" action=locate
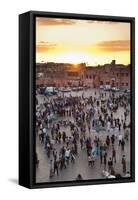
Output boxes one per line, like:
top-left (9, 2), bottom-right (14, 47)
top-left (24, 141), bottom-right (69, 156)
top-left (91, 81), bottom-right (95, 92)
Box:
top-left (86, 20), bottom-right (121, 25)
top-left (36, 41), bottom-right (57, 53)
top-left (91, 40), bottom-right (130, 53)
top-left (36, 17), bottom-right (76, 26)
top-left (36, 17), bottom-right (121, 26)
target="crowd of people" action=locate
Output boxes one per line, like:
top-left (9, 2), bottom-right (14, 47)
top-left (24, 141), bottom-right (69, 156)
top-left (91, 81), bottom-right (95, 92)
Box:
top-left (35, 88), bottom-right (131, 181)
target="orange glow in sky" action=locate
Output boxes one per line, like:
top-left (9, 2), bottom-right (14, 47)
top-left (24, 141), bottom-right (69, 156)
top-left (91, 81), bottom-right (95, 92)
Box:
top-left (36, 17), bottom-right (130, 65)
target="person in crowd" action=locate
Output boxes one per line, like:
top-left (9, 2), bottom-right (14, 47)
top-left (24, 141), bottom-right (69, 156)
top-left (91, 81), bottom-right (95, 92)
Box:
top-left (118, 134), bottom-right (122, 146)
top-left (49, 160), bottom-right (53, 178)
top-left (121, 138), bottom-right (125, 151)
top-left (88, 154), bottom-right (92, 167)
top-left (108, 157), bottom-right (113, 173)
top-left (122, 155), bottom-right (126, 174)
top-left (100, 148), bottom-right (103, 165)
top-left (76, 174), bottom-right (83, 180)
top-left (103, 151), bottom-right (107, 170)
top-left (54, 160), bottom-right (59, 176)
top-left (112, 147), bottom-right (116, 163)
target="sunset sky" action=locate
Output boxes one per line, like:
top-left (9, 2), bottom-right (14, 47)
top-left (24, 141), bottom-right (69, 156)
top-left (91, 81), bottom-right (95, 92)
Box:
top-left (36, 17), bottom-right (130, 66)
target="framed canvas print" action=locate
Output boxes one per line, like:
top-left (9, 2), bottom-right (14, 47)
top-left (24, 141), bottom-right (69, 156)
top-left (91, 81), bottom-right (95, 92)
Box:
top-left (19, 11), bottom-right (135, 189)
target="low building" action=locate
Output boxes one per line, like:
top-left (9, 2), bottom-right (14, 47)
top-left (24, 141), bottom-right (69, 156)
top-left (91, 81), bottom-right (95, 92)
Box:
top-left (36, 60), bottom-right (130, 89)
top-left (36, 62), bottom-right (85, 87)
top-left (85, 60), bottom-right (130, 89)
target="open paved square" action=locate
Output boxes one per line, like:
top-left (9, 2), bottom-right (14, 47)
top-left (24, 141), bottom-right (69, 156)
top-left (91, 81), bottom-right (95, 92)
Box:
top-left (35, 88), bottom-right (131, 183)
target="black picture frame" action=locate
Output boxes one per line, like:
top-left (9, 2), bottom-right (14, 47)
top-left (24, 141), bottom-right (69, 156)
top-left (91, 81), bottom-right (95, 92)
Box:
top-left (19, 10), bottom-right (135, 189)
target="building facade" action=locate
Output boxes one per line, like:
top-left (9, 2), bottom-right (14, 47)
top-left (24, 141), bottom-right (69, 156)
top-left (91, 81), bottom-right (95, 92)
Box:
top-left (36, 62), bottom-right (85, 87)
top-left (85, 60), bottom-right (130, 89)
top-left (36, 60), bottom-right (130, 89)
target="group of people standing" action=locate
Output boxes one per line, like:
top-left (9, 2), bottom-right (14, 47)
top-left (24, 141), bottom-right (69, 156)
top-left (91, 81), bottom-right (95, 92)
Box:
top-left (36, 88), bottom-right (131, 180)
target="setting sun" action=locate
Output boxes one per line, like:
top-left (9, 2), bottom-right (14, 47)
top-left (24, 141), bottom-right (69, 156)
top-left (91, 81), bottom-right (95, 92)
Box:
top-left (53, 52), bottom-right (90, 64)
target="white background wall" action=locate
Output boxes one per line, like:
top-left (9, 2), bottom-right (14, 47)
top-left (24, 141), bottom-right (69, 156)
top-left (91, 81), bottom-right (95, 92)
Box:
top-left (0, 0), bottom-right (137, 199)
